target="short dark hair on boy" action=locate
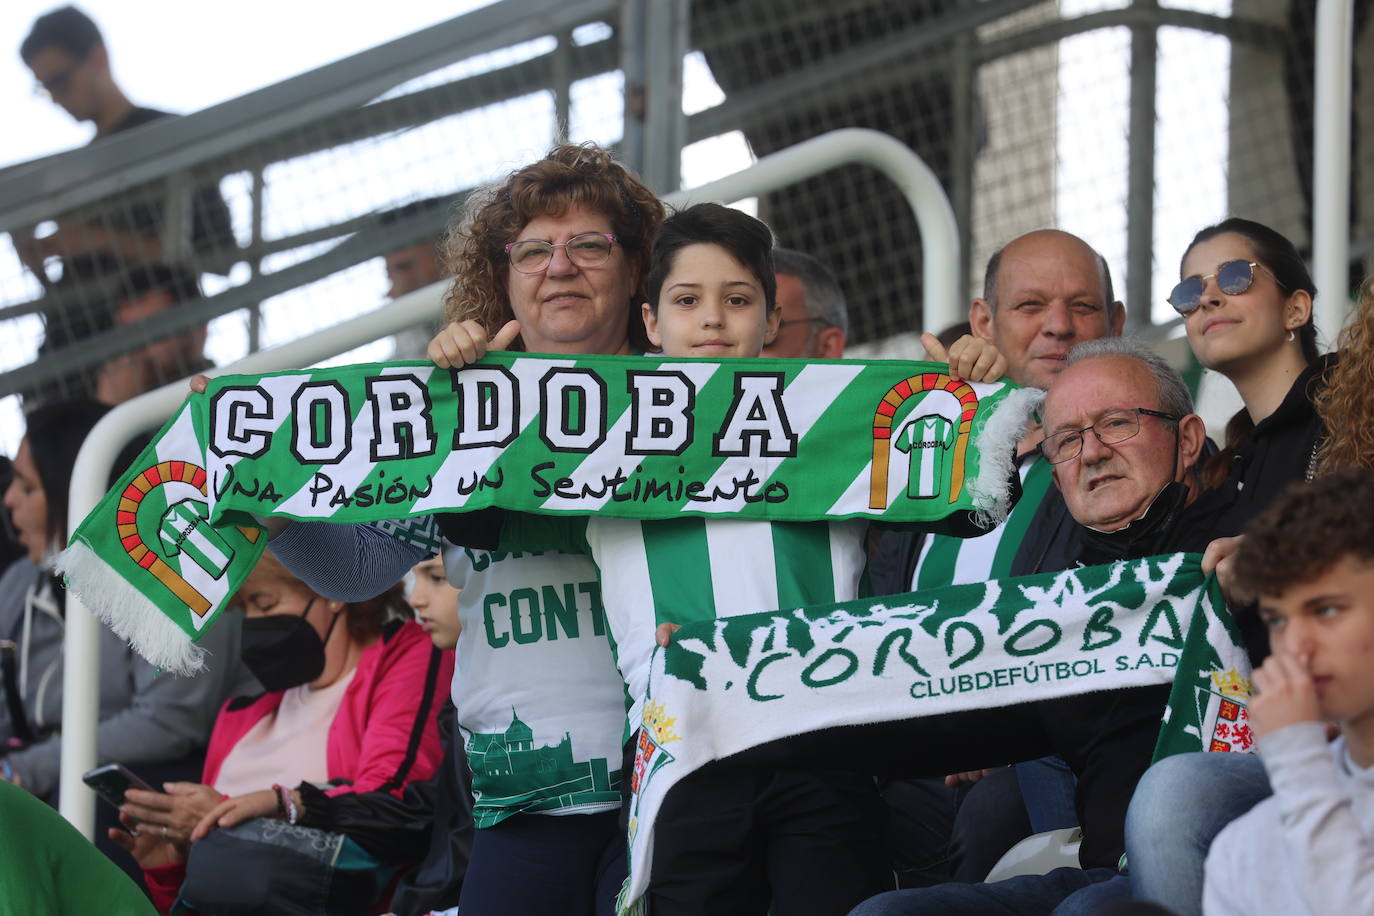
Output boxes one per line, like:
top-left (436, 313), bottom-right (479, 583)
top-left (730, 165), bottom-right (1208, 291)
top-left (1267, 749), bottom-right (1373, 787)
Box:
top-left (645, 202), bottom-right (776, 312)
top-left (1233, 470), bottom-right (1374, 597)
top-left (21, 6), bottom-right (102, 64)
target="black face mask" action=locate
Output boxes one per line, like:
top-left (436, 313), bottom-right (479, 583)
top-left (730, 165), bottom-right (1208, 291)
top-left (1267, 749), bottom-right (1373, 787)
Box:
top-left (240, 599), bottom-right (342, 693)
top-left (1080, 481), bottom-right (1192, 565)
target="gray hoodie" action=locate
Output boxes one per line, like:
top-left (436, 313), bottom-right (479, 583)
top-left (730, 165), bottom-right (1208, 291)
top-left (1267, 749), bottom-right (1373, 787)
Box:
top-left (0, 558), bottom-right (249, 798)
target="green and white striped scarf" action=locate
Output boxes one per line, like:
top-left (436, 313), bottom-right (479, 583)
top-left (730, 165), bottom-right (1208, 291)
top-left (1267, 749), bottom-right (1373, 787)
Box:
top-left (618, 553), bottom-right (1251, 913)
top-left (58, 353), bottom-right (1033, 674)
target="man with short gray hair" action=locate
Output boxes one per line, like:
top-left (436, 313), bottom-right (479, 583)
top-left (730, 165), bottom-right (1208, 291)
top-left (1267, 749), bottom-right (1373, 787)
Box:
top-left (762, 248), bottom-right (848, 359)
top-left (1041, 338), bottom-right (1206, 538)
top-left (868, 231), bottom-right (1128, 889)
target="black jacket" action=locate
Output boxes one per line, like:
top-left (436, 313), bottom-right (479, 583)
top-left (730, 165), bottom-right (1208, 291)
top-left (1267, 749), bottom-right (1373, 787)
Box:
top-left (300, 699), bottom-right (473, 916)
top-left (1197, 354), bottom-right (1331, 539)
top-left (1189, 354), bottom-right (1332, 665)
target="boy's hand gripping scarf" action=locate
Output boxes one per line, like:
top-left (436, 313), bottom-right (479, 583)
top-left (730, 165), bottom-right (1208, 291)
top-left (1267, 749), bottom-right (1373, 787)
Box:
top-left (57, 354), bottom-right (1035, 674)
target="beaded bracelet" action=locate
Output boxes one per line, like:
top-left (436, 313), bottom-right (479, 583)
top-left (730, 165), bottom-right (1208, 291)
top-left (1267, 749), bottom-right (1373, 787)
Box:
top-left (278, 784), bottom-right (301, 825)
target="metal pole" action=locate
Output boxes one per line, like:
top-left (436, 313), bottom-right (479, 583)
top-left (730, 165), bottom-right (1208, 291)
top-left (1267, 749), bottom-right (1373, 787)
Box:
top-left (160, 174), bottom-right (193, 265)
top-left (642, 0), bottom-right (689, 193)
top-left (951, 28), bottom-right (977, 308)
top-left (1313, 0), bottom-right (1355, 343)
top-left (248, 165), bottom-right (265, 353)
top-left (1125, 0), bottom-right (1159, 330)
top-left (619, 0), bottom-right (648, 177)
top-left (553, 28), bottom-right (573, 144)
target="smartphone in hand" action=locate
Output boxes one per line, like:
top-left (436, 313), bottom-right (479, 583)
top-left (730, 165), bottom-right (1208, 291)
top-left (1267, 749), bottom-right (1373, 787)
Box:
top-left (82, 763), bottom-right (156, 809)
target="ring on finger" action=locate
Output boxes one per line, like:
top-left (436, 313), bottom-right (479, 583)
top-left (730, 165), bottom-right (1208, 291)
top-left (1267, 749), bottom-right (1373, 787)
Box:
top-left (162, 825), bottom-right (169, 839)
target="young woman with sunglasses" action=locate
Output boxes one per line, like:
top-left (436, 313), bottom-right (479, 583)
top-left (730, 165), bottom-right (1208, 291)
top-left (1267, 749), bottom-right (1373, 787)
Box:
top-left (1170, 217), bottom-right (1327, 534)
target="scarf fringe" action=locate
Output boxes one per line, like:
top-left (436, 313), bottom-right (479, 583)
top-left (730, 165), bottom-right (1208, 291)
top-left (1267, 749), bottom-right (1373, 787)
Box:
top-left (615, 873), bottom-right (648, 916)
top-left (54, 542), bottom-right (206, 676)
top-left (968, 387), bottom-right (1047, 529)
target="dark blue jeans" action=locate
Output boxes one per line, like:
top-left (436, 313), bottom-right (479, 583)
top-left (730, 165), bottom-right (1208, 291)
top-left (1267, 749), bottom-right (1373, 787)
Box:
top-left (458, 810), bottom-right (625, 916)
top-left (849, 866), bottom-right (1118, 916)
top-left (1015, 755), bottom-right (1078, 834)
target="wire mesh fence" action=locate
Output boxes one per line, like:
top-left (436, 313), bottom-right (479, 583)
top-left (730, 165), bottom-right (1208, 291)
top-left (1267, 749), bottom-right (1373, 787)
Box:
top-left (1, 0), bottom-right (1371, 456)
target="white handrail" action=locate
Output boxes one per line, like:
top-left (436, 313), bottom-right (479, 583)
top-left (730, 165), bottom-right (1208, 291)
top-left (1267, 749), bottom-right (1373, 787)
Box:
top-left (59, 128), bottom-right (955, 835)
top-left (665, 128), bottom-right (962, 335)
top-left (1312, 0), bottom-right (1355, 343)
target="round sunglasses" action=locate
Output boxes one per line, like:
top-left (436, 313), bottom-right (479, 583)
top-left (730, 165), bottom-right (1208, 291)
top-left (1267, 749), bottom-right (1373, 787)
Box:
top-left (1167, 259), bottom-right (1286, 317)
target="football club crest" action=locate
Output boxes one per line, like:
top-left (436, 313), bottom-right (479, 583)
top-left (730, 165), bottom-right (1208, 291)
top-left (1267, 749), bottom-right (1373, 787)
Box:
top-left (117, 460), bottom-right (258, 617)
top-left (627, 700), bottom-right (682, 844)
top-left (1196, 668), bottom-right (1254, 753)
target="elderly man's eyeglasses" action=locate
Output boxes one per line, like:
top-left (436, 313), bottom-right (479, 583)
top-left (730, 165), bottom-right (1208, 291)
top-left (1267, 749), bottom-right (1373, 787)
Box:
top-left (505, 232), bottom-right (617, 274)
top-left (1166, 259), bottom-right (1286, 317)
top-left (1039, 408), bottom-right (1181, 464)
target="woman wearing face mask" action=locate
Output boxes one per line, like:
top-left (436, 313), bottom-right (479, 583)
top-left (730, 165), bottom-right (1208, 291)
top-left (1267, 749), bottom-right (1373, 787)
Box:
top-left (114, 552), bottom-right (452, 915)
top-left (0, 402), bottom-right (241, 864)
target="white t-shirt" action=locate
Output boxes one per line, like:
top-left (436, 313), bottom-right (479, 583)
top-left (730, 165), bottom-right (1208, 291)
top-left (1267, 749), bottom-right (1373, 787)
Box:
top-left (445, 547), bottom-right (627, 827)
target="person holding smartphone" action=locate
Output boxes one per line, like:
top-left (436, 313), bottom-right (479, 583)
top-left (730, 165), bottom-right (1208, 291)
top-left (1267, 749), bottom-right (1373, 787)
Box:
top-left (111, 551), bottom-right (451, 916)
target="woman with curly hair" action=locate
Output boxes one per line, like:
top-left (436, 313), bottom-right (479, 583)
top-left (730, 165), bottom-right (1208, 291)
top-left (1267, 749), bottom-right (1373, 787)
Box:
top-left (268, 143), bottom-right (665, 915)
top-left (1313, 279), bottom-right (1374, 475)
top-left (437, 145), bottom-right (660, 358)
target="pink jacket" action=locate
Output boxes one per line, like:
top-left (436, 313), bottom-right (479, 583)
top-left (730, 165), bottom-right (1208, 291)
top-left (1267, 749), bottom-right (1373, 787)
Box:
top-left (147, 620), bottom-right (453, 911)
top-left (203, 619), bottom-right (452, 797)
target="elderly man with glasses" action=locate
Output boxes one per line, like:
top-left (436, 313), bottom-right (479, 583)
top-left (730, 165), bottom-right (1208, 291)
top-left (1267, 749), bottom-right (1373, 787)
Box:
top-left (869, 230), bottom-right (1126, 890)
top-left (750, 337), bottom-right (1225, 916)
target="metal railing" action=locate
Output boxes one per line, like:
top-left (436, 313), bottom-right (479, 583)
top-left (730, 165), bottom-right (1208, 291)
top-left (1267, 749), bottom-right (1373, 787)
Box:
top-left (1313, 0), bottom-right (1357, 342)
top-left (5, 0), bottom-right (1355, 390)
